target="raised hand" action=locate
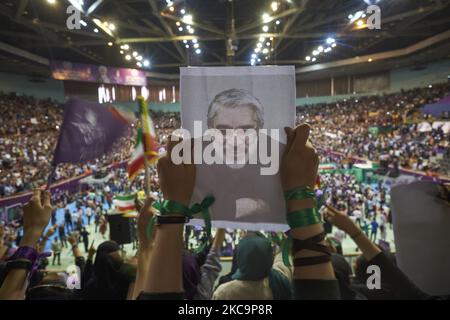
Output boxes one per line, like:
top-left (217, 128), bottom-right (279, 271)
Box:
top-left (21, 189), bottom-right (53, 246)
top-left (157, 135), bottom-right (195, 206)
top-left (281, 124), bottom-right (319, 191)
top-left (323, 205), bottom-right (360, 237)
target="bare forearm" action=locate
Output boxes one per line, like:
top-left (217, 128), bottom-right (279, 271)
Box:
top-left (0, 232), bottom-right (40, 300)
top-left (351, 231), bottom-right (381, 261)
top-left (132, 249), bottom-right (152, 299)
top-left (143, 224), bottom-right (184, 293)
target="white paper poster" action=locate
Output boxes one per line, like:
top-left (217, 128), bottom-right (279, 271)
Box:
top-left (391, 181), bottom-right (450, 296)
top-left (180, 66), bottom-right (296, 231)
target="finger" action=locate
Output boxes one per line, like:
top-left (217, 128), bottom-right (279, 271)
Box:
top-left (325, 204), bottom-right (340, 215)
top-left (283, 127), bottom-right (295, 155)
top-left (290, 124), bottom-right (310, 154)
top-left (31, 189), bottom-right (41, 203)
top-left (43, 191), bottom-right (51, 208)
top-left (166, 134), bottom-right (182, 160)
top-left (141, 196), bottom-right (156, 215)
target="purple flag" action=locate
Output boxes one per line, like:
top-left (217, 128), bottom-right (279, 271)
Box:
top-left (52, 99), bottom-right (129, 165)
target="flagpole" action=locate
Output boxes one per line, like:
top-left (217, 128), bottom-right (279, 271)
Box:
top-left (45, 165), bottom-right (57, 191)
top-left (143, 146), bottom-right (151, 197)
top-left (138, 96), bottom-right (151, 197)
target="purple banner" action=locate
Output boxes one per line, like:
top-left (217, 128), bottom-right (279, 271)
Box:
top-left (50, 60), bottom-right (147, 86)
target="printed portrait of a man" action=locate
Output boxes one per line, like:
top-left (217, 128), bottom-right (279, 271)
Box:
top-left (181, 66), bottom-right (295, 231)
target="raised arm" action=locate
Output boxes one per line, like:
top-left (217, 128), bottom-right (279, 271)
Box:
top-left (132, 196), bottom-right (156, 299)
top-left (0, 189), bottom-right (52, 300)
top-left (194, 228), bottom-right (225, 300)
top-left (324, 205), bottom-right (430, 299)
top-left (139, 137), bottom-right (195, 299)
top-left (281, 124), bottom-right (339, 299)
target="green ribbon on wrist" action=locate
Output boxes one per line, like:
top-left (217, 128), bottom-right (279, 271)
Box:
top-left (148, 195), bottom-right (215, 254)
top-left (282, 186), bottom-right (322, 267)
top-left (284, 186), bottom-right (316, 201)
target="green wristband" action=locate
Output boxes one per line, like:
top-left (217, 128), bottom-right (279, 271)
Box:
top-left (286, 208), bottom-right (322, 229)
top-left (157, 199), bottom-right (192, 217)
top-left (284, 186), bottom-right (316, 201)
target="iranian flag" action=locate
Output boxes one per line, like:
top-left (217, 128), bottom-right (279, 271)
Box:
top-left (128, 128), bottom-right (159, 180)
top-left (127, 99), bottom-right (159, 180)
top-left (113, 194), bottom-right (137, 214)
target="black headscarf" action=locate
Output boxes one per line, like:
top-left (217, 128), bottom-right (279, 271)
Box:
top-left (232, 235), bottom-right (293, 300)
top-left (83, 241), bottom-right (131, 300)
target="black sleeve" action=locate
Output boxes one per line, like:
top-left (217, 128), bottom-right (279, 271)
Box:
top-left (368, 252), bottom-right (430, 300)
top-left (294, 279), bottom-right (341, 300)
top-left (81, 258), bottom-right (94, 288)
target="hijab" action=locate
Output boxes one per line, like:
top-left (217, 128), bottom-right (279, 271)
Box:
top-left (83, 241), bottom-right (130, 300)
top-left (232, 235), bottom-right (293, 300)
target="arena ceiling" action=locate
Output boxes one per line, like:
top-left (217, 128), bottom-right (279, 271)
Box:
top-left (0, 0), bottom-right (449, 76)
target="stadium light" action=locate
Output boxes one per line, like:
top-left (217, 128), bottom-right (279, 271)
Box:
top-left (305, 56), bottom-right (311, 61)
top-left (259, 36), bottom-right (265, 42)
top-left (251, 53), bottom-right (257, 59)
top-left (143, 60), bottom-right (150, 67)
top-left (193, 43), bottom-right (199, 48)
top-left (275, 20), bottom-right (280, 25)
top-left (169, 6), bottom-right (174, 12)
top-left (312, 50), bottom-right (319, 56)
top-left (195, 48), bottom-right (201, 54)
top-left (311, 57), bottom-right (316, 62)
top-left (318, 46), bottom-right (324, 52)
top-left (257, 42), bottom-right (263, 48)
top-left (183, 40), bottom-right (187, 44)
top-left (94, 28), bottom-right (99, 33)
top-left (262, 25), bottom-right (269, 32)
top-left (183, 14), bottom-right (193, 24)
top-left (188, 28), bottom-right (195, 34)
top-left (185, 44), bottom-right (190, 48)
top-left (331, 42), bottom-right (337, 48)
top-left (108, 23), bottom-right (116, 31)
top-left (178, 27), bottom-right (183, 31)
top-left (262, 48), bottom-right (269, 54)
top-left (180, 9), bottom-right (186, 14)
top-left (176, 21), bottom-right (181, 26)
top-left (132, 51), bottom-right (138, 57)
top-left (136, 62), bottom-right (142, 67)
top-left (125, 55), bottom-right (131, 60)
top-left (324, 47), bottom-right (332, 53)
top-left (326, 37), bottom-right (335, 44)
top-left (262, 13), bottom-right (271, 23)
top-left (47, 0), bottom-right (56, 4)
top-left (107, 42), bottom-right (113, 46)
top-left (192, 39), bottom-right (198, 44)
top-left (80, 20), bottom-right (87, 27)
top-left (271, 2), bottom-right (279, 12)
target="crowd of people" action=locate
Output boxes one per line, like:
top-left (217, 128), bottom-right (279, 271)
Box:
top-left (0, 123), bottom-right (439, 300)
top-left (300, 83), bottom-right (450, 176)
top-left (0, 83), bottom-right (449, 300)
